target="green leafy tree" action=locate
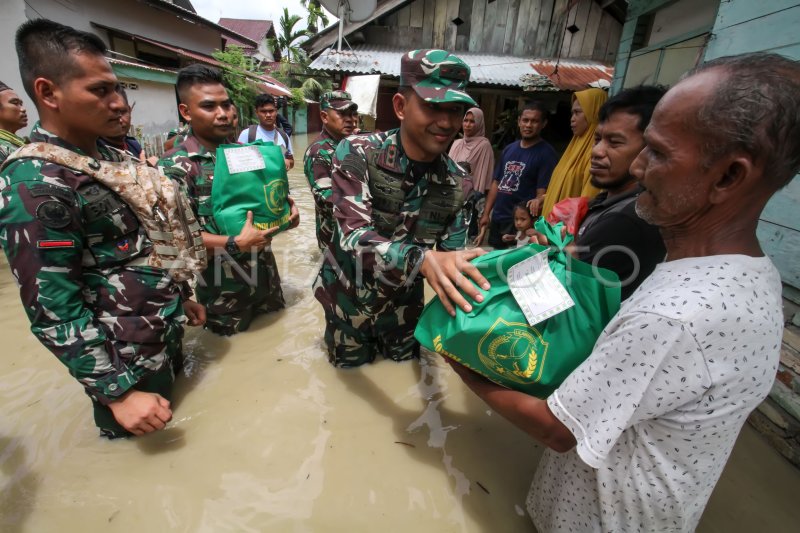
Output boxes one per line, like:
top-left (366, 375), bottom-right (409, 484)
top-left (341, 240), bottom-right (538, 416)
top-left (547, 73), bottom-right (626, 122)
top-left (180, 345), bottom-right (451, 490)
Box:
top-left (301, 0), bottom-right (330, 34)
top-left (212, 45), bottom-right (261, 125)
top-left (268, 8), bottom-right (311, 63)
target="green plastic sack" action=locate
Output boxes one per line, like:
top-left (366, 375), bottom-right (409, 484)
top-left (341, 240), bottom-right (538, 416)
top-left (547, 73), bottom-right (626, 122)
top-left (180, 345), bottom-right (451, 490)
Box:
top-left (212, 140), bottom-right (291, 235)
top-left (415, 218), bottom-right (621, 398)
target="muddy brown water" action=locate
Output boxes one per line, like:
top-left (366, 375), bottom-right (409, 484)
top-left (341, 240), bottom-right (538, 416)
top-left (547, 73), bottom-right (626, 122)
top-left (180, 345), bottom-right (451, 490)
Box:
top-left (1, 134), bottom-right (798, 532)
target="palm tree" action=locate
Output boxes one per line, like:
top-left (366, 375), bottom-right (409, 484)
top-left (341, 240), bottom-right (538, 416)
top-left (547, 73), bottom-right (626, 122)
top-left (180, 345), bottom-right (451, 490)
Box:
top-left (301, 0), bottom-right (331, 34)
top-left (268, 7), bottom-right (311, 63)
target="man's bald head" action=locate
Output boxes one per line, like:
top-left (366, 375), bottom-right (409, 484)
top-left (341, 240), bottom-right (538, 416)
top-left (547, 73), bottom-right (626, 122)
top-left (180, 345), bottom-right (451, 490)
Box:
top-left (682, 53), bottom-right (800, 188)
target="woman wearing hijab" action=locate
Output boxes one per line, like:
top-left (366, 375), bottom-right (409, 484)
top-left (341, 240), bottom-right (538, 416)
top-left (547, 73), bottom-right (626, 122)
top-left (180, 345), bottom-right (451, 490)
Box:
top-left (538, 88), bottom-right (608, 218)
top-left (449, 107), bottom-right (495, 241)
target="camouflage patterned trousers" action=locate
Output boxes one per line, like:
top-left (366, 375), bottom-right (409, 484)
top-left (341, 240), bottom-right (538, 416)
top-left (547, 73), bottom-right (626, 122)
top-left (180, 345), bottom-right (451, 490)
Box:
top-left (197, 247), bottom-right (285, 336)
top-left (314, 262), bottom-right (424, 367)
top-left (91, 319), bottom-right (185, 439)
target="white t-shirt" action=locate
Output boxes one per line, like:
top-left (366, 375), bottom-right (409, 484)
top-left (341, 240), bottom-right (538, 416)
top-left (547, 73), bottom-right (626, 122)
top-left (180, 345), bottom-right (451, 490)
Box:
top-left (237, 125), bottom-right (293, 156)
top-left (528, 255), bottom-right (783, 533)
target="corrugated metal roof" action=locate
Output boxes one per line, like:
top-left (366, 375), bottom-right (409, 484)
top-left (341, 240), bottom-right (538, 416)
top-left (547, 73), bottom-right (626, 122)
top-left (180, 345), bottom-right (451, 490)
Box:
top-left (527, 60), bottom-right (614, 91)
top-left (309, 45), bottom-right (545, 88)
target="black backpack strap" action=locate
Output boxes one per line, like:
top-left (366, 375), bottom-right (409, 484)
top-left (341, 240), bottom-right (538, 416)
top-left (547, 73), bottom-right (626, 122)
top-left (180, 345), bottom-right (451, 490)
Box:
top-left (248, 125), bottom-right (257, 143)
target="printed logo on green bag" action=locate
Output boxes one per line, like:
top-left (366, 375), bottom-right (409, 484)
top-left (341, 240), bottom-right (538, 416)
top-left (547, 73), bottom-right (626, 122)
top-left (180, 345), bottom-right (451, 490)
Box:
top-left (478, 318), bottom-right (549, 384)
top-left (264, 181), bottom-right (287, 216)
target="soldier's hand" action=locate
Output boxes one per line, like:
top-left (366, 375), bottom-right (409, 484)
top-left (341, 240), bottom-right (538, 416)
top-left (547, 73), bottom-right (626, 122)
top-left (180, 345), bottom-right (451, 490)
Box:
top-left (287, 196), bottom-right (300, 229)
top-left (479, 212), bottom-right (490, 228)
top-left (419, 249), bottom-right (491, 317)
top-left (183, 299), bottom-right (206, 326)
top-left (236, 211), bottom-right (278, 251)
top-left (108, 390), bottom-right (173, 435)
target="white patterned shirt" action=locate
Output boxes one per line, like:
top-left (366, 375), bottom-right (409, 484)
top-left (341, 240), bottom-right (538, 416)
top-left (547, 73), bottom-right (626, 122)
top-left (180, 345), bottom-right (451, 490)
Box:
top-left (528, 255), bottom-right (783, 532)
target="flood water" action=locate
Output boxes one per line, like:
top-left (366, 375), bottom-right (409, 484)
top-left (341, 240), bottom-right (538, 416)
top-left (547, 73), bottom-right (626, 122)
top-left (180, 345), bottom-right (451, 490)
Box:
top-left (1, 133), bottom-right (799, 532)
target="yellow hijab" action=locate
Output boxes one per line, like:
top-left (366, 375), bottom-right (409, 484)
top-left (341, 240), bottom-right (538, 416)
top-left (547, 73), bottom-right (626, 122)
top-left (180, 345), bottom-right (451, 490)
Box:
top-left (541, 87), bottom-right (608, 218)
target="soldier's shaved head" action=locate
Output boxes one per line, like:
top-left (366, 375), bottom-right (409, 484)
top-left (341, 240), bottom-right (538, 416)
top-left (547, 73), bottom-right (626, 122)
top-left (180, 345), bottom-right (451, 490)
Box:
top-left (15, 19), bottom-right (108, 101)
top-left (176, 64), bottom-right (225, 103)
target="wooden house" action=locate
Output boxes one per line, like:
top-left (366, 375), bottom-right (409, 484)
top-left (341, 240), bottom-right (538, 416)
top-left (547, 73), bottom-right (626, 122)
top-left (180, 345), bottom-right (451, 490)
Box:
top-left (305, 0), bottom-right (626, 143)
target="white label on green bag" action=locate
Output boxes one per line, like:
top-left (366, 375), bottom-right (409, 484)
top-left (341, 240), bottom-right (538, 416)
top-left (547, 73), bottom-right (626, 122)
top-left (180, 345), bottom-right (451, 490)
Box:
top-left (508, 249), bottom-right (575, 326)
top-left (224, 145), bottom-right (266, 174)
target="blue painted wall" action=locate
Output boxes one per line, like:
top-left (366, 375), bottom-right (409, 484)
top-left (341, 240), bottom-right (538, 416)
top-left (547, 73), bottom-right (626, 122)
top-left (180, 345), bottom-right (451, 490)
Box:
top-left (705, 0), bottom-right (800, 294)
top-left (614, 0), bottom-right (800, 295)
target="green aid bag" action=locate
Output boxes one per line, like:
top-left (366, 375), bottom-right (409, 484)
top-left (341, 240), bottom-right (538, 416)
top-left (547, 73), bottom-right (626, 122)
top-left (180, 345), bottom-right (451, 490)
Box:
top-left (415, 218), bottom-right (621, 398)
top-left (211, 140), bottom-right (291, 235)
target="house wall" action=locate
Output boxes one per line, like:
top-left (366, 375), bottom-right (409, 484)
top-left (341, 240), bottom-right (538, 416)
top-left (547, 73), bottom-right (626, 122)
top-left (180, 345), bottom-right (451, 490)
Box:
top-left (0, 0), bottom-right (35, 136)
top-left (24, 0), bottom-right (223, 53)
top-left (114, 76), bottom-right (180, 137)
top-left (1, 0), bottom-right (229, 138)
top-left (704, 0), bottom-right (800, 296)
top-left (371, 0), bottom-right (621, 62)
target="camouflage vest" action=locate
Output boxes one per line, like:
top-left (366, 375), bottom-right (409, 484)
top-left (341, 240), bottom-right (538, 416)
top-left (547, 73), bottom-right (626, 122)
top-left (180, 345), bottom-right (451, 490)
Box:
top-left (5, 143), bottom-right (206, 282)
top-left (366, 146), bottom-right (464, 241)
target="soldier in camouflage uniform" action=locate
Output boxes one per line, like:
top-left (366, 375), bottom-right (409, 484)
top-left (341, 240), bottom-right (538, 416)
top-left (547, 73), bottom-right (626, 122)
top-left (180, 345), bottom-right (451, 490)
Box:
top-left (0, 20), bottom-right (205, 438)
top-left (303, 90), bottom-right (358, 249)
top-left (0, 81), bottom-right (28, 164)
top-left (159, 65), bottom-right (299, 336)
top-left (313, 49), bottom-right (491, 368)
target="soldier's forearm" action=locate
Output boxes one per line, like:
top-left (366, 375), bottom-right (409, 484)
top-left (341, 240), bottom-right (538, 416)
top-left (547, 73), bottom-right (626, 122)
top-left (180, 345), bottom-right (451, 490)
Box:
top-left (31, 313), bottom-right (141, 404)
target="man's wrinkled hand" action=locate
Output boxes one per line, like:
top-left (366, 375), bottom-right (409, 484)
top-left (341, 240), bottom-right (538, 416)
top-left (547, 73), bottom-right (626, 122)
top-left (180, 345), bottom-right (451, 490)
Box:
top-left (527, 197), bottom-right (543, 216)
top-left (183, 299), bottom-right (206, 327)
top-left (419, 249), bottom-right (491, 317)
top-left (108, 390), bottom-right (173, 436)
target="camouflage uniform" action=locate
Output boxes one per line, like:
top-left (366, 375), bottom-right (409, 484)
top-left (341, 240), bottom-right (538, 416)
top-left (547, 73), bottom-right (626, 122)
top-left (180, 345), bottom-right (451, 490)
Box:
top-left (158, 132), bottom-right (284, 336)
top-left (0, 123), bottom-right (186, 438)
top-left (303, 91), bottom-right (358, 250)
top-left (313, 128), bottom-right (471, 366)
top-left (0, 129), bottom-right (25, 165)
top-left (304, 128), bottom-right (337, 250)
top-left (313, 50), bottom-right (477, 368)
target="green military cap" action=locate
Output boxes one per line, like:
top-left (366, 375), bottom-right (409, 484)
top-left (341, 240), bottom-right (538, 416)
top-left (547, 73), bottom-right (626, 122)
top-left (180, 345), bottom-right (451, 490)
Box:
top-left (320, 90), bottom-right (358, 111)
top-left (400, 49), bottom-right (477, 106)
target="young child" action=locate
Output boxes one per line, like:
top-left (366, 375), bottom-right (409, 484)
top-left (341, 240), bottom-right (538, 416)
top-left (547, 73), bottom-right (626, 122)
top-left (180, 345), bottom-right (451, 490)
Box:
top-left (502, 202), bottom-right (534, 247)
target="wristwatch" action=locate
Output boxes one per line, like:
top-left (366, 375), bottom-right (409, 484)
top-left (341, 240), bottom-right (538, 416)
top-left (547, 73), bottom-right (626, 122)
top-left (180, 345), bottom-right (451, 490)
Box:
top-left (225, 235), bottom-right (240, 255)
top-left (405, 246), bottom-right (425, 277)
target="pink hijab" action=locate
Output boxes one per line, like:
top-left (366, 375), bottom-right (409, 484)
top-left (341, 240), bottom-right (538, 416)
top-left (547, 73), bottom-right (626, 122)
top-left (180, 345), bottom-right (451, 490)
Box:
top-left (449, 107), bottom-right (495, 194)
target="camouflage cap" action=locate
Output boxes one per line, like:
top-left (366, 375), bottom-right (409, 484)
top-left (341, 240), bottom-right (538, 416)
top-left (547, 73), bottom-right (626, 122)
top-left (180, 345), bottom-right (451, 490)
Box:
top-left (320, 90), bottom-right (358, 111)
top-left (400, 49), bottom-right (476, 106)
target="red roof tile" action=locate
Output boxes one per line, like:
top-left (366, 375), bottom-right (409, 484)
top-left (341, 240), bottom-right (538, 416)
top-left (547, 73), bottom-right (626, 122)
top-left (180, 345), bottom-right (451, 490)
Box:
top-left (218, 18), bottom-right (273, 48)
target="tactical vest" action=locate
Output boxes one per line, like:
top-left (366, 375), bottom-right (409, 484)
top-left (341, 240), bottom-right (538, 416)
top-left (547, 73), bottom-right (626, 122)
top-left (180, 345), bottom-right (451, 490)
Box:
top-left (366, 148), bottom-right (464, 241)
top-left (5, 143), bottom-right (207, 282)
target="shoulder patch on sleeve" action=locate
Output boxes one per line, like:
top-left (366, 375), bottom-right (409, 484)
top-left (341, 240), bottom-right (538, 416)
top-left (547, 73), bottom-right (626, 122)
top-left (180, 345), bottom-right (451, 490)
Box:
top-left (36, 200), bottom-right (74, 229)
top-left (340, 152), bottom-right (368, 178)
top-left (28, 183), bottom-right (76, 205)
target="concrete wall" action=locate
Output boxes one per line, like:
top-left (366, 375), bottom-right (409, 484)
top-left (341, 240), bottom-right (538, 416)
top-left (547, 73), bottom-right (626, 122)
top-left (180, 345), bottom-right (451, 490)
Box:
top-left (117, 78), bottom-right (179, 137)
top-left (25, 0), bottom-right (223, 53)
top-left (0, 0), bottom-right (34, 136)
top-left (1, 0), bottom-right (226, 136)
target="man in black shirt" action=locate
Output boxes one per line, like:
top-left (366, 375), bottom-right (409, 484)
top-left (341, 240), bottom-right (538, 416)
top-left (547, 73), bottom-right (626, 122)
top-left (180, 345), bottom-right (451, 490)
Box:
top-left (533, 86), bottom-right (666, 299)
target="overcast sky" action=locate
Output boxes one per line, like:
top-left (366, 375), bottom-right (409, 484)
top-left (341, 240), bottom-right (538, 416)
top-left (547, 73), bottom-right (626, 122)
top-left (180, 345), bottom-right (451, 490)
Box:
top-left (191, 0), bottom-right (337, 31)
